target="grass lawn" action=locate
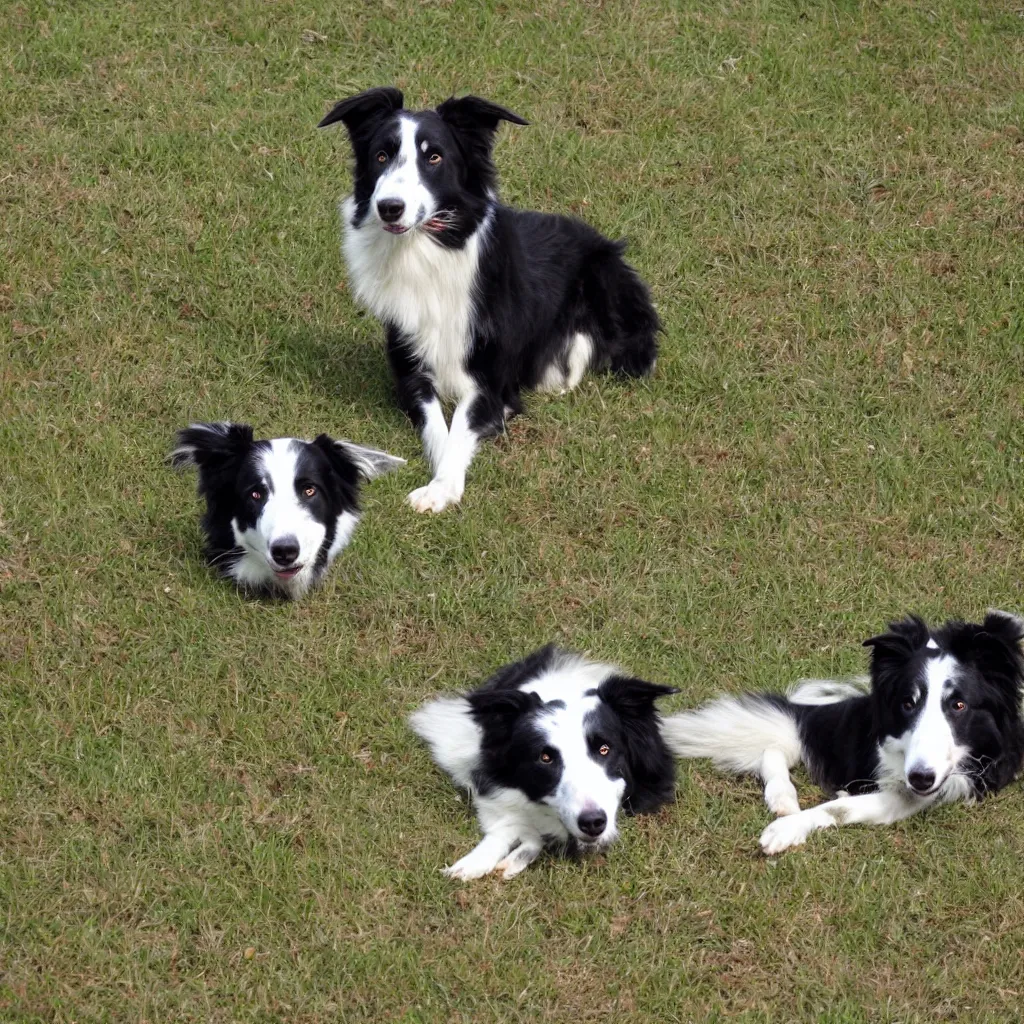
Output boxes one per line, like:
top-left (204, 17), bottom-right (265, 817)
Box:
top-left (4, 0), bottom-right (1024, 1019)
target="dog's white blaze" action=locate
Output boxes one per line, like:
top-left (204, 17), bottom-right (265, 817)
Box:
top-left (229, 439), bottom-right (326, 598)
top-left (371, 116), bottom-right (435, 232)
top-left (342, 197), bottom-right (485, 401)
top-left (903, 654), bottom-right (964, 789)
top-left (518, 656), bottom-right (624, 843)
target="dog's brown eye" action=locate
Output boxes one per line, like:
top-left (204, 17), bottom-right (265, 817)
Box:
top-left (304, 486), bottom-right (316, 498)
top-left (251, 490), bottom-right (262, 501)
top-left (598, 744), bottom-right (610, 756)
top-left (952, 700), bottom-right (967, 712)
top-left (376, 151), bottom-right (388, 164)
top-left (539, 750), bottom-right (553, 764)
top-left (428, 152), bottom-right (442, 165)
top-left (902, 699), bottom-right (915, 712)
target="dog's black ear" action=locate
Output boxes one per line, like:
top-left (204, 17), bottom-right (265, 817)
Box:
top-left (863, 615), bottom-right (932, 710)
top-left (313, 434), bottom-right (406, 482)
top-left (950, 610), bottom-right (1024, 697)
top-left (170, 422), bottom-right (253, 471)
top-left (467, 687), bottom-right (543, 735)
top-left (598, 675), bottom-right (678, 715)
top-left (981, 609), bottom-right (1024, 650)
top-left (598, 675), bottom-right (678, 815)
top-left (863, 614), bottom-right (930, 659)
top-left (318, 87), bottom-right (403, 137)
top-left (437, 95), bottom-right (528, 165)
top-left (477, 645), bottom-right (561, 693)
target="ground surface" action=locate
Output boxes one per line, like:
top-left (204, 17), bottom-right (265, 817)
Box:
top-left (4, 0), bottom-right (1024, 1020)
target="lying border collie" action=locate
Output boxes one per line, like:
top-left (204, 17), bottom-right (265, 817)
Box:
top-left (319, 88), bottom-right (659, 513)
top-left (662, 611), bottom-right (1024, 854)
top-left (171, 422), bottom-right (404, 599)
top-left (410, 645), bottom-right (677, 878)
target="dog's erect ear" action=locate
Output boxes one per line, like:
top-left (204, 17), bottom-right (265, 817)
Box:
top-left (170, 422), bottom-right (254, 470)
top-left (982, 609), bottom-right (1024, 649)
top-left (313, 434), bottom-right (406, 482)
top-left (467, 688), bottom-right (543, 735)
top-left (318, 87), bottom-right (403, 137)
top-left (437, 95), bottom-right (528, 160)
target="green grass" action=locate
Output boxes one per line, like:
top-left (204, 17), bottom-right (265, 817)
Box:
top-left (4, 0), bottom-right (1024, 1019)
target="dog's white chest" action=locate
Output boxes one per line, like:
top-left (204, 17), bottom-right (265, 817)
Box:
top-left (342, 199), bottom-right (481, 400)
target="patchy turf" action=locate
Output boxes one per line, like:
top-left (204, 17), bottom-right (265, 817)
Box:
top-left (3, 0), bottom-right (1024, 1019)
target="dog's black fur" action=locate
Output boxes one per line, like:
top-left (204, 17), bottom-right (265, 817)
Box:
top-left (320, 88), bottom-right (660, 510)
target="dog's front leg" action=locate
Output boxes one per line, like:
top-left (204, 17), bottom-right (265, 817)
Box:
top-left (443, 828), bottom-right (518, 880)
top-left (759, 788), bottom-right (922, 855)
top-left (494, 836), bottom-right (544, 879)
top-left (408, 391), bottom-right (504, 513)
top-left (386, 327), bottom-right (450, 481)
top-left (760, 747), bottom-right (800, 817)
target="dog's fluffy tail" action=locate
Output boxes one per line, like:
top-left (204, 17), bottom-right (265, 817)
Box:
top-left (586, 242), bottom-right (660, 378)
top-left (660, 693), bottom-right (804, 775)
top-left (661, 678), bottom-right (864, 776)
top-left (788, 676), bottom-right (870, 705)
top-left (408, 696), bottom-right (481, 790)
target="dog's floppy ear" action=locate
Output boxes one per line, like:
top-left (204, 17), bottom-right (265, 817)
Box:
top-left (598, 675), bottom-right (678, 715)
top-left (467, 687), bottom-right (543, 734)
top-left (318, 87), bottom-right (403, 137)
top-left (170, 422), bottom-right (254, 470)
top-left (313, 434), bottom-right (405, 482)
top-left (337, 441), bottom-right (406, 481)
top-left (598, 675), bottom-right (678, 815)
top-left (437, 95), bottom-right (528, 164)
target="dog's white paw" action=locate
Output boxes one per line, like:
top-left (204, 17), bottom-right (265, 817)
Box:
top-left (495, 845), bottom-right (540, 879)
top-left (442, 851), bottom-right (499, 881)
top-left (408, 478), bottom-right (462, 514)
top-left (760, 812), bottom-right (817, 855)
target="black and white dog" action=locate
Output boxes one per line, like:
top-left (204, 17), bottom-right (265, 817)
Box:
top-left (319, 88), bottom-right (659, 513)
top-left (410, 645), bottom-right (677, 878)
top-left (662, 611), bottom-right (1024, 854)
top-left (172, 422), bottom-right (404, 599)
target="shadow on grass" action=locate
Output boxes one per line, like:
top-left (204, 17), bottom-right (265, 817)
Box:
top-left (262, 322), bottom-right (395, 411)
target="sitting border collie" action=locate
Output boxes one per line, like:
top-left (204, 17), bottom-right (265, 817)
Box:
top-left (410, 645), bottom-right (677, 879)
top-left (171, 422), bottom-right (404, 599)
top-left (661, 611), bottom-right (1024, 854)
top-left (319, 88), bottom-right (659, 513)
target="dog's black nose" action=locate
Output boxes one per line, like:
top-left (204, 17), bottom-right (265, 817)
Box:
top-left (907, 768), bottom-right (936, 793)
top-left (270, 537), bottom-right (300, 566)
top-left (577, 809), bottom-right (608, 838)
top-left (377, 199), bottom-right (405, 223)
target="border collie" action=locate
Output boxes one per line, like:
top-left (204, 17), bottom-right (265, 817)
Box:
top-left (661, 611), bottom-right (1024, 854)
top-left (410, 645), bottom-right (677, 878)
top-left (171, 422), bottom-right (404, 599)
top-left (319, 87), bottom-right (660, 513)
